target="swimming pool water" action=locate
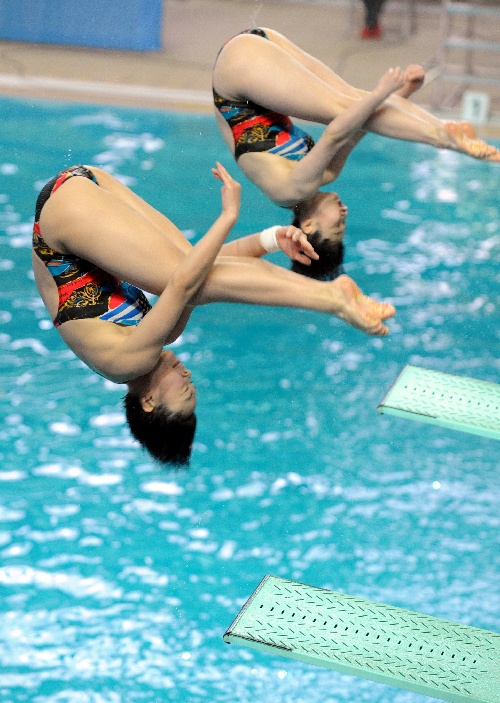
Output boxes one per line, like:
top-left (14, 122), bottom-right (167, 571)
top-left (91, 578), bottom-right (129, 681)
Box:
top-left (0, 97), bottom-right (499, 702)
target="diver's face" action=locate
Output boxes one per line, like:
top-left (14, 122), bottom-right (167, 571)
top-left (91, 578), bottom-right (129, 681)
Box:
top-left (145, 350), bottom-right (197, 416)
top-left (303, 192), bottom-right (348, 242)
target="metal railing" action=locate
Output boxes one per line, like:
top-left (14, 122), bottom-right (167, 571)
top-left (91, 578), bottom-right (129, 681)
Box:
top-left (432, 1), bottom-right (500, 110)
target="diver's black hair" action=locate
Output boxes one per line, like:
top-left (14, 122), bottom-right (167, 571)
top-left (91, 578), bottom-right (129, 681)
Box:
top-left (290, 229), bottom-right (345, 280)
top-left (124, 392), bottom-right (196, 467)
top-left (290, 204), bottom-right (345, 280)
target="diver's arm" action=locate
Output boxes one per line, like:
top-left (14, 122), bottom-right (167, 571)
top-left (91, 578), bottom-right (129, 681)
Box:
top-left (322, 131), bottom-right (366, 183)
top-left (323, 67), bottom-right (406, 144)
top-left (103, 164), bottom-right (240, 380)
top-left (220, 225), bottom-right (318, 265)
top-left (285, 67), bottom-right (407, 202)
top-left (163, 305), bottom-right (194, 344)
top-left (219, 232), bottom-right (268, 258)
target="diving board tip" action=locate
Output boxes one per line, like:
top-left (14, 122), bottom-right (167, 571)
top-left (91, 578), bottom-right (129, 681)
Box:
top-left (377, 365), bottom-right (500, 440)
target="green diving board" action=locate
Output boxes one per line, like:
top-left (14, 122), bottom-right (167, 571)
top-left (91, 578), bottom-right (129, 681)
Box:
top-left (377, 365), bottom-right (500, 440)
top-left (224, 576), bottom-right (500, 703)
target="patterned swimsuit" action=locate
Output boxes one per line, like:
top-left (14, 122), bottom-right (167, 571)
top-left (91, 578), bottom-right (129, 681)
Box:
top-left (33, 166), bottom-right (151, 328)
top-left (213, 28), bottom-right (315, 161)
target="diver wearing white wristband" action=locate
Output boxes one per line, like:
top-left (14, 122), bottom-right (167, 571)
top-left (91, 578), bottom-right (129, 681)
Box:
top-left (259, 226), bottom-right (282, 253)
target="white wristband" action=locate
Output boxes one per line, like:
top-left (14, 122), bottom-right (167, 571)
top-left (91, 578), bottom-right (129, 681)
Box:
top-left (259, 225), bottom-right (281, 253)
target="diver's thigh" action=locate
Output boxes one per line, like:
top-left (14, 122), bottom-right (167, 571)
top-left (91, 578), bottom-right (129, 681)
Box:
top-left (39, 176), bottom-right (185, 296)
top-left (262, 28), bottom-right (364, 98)
top-left (88, 167), bottom-right (192, 254)
top-left (213, 32), bottom-right (353, 123)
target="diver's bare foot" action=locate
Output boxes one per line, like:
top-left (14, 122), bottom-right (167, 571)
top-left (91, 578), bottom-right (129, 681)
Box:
top-left (444, 121), bottom-right (500, 161)
top-left (459, 121), bottom-right (476, 139)
top-left (329, 275), bottom-right (395, 336)
top-left (396, 64), bottom-right (425, 98)
top-left (445, 120), bottom-right (477, 140)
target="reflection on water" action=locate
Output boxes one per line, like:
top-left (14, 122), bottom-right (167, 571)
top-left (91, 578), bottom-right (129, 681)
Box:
top-left (0, 98), bottom-right (499, 702)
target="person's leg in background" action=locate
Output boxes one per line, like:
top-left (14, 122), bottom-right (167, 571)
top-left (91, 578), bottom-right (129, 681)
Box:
top-left (361, 0), bottom-right (386, 38)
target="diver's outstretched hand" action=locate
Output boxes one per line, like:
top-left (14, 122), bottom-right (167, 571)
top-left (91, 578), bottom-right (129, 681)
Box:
top-left (396, 64), bottom-right (425, 98)
top-left (374, 67), bottom-right (406, 100)
top-left (276, 225), bottom-right (319, 265)
top-left (329, 275), bottom-right (396, 336)
top-left (211, 162), bottom-right (242, 221)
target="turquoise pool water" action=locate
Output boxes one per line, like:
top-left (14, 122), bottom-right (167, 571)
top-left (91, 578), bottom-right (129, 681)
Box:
top-left (0, 97), bottom-right (498, 702)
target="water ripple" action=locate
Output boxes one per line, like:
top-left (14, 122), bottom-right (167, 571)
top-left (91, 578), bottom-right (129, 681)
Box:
top-left (0, 104), bottom-right (497, 702)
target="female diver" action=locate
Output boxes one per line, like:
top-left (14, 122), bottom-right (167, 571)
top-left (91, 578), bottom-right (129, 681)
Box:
top-left (32, 164), bottom-right (395, 466)
top-left (213, 28), bottom-right (500, 279)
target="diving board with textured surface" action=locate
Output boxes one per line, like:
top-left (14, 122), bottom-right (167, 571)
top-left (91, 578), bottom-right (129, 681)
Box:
top-left (224, 575), bottom-right (500, 703)
top-left (377, 365), bottom-right (500, 439)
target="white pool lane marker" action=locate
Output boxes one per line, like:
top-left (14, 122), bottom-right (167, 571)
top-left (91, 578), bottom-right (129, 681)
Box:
top-left (0, 73), bottom-right (212, 107)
